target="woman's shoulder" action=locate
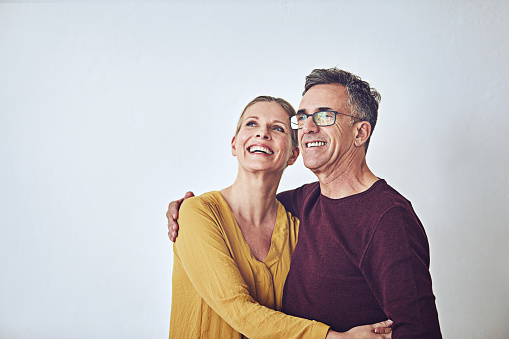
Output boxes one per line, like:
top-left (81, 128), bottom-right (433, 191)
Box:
top-left (178, 191), bottom-right (231, 235)
top-left (180, 191), bottom-right (227, 214)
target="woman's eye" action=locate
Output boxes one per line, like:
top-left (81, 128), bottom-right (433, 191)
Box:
top-left (273, 126), bottom-right (285, 132)
top-left (246, 121), bottom-right (256, 127)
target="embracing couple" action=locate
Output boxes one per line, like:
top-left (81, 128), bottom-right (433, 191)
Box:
top-left (166, 68), bottom-right (442, 339)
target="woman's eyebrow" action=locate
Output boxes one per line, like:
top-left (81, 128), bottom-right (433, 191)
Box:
top-left (272, 119), bottom-right (287, 125)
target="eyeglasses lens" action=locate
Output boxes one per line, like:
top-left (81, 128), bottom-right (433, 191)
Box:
top-left (291, 112), bottom-right (336, 129)
top-left (315, 111), bottom-right (334, 126)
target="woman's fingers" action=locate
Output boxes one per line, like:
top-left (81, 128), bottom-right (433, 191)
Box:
top-left (373, 319), bottom-right (392, 334)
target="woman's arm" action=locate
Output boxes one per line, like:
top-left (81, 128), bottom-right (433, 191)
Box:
top-left (327, 321), bottom-right (392, 339)
top-left (173, 197), bottom-right (392, 338)
top-left (174, 197), bottom-right (329, 339)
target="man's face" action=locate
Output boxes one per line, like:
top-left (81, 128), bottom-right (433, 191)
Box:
top-left (297, 84), bottom-right (357, 174)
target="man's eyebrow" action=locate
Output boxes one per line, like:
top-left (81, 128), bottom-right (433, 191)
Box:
top-left (296, 107), bottom-right (333, 114)
top-left (317, 107), bottom-right (333, 112)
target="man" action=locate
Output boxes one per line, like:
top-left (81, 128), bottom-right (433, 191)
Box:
top-left (168, 68), bottom-right (441, 338)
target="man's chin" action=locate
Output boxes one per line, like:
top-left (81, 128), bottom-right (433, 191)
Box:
top-left (303, 159), bottom-right (325, 172)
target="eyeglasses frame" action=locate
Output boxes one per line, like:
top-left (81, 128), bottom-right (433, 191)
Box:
top-left (289, 110), bottom-right (362, 130)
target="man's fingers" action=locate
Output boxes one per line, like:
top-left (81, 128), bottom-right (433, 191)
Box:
top-left (169, 200), bottom-right (181, 221)
top-left (166, 191), bottom-right (194, 242)
top-left (170, 192), bottom-right (195, 220)
top-left (175, 191), bottom-right (195, 218)
top-left (168, 230), bottom-right (177, 242)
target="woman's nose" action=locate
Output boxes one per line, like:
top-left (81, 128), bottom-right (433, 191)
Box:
top-left (256, 126), bottom-right (270, 139)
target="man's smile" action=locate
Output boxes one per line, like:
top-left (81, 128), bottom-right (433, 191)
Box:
top-left (305, 141), bottom-right (327, 148)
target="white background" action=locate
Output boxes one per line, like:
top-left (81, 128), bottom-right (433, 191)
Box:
top-left (1, 1), bottom-right (508, 338)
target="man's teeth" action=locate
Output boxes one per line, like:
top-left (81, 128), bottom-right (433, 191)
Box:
top-left (306, 141), bottom-right (326, 148)
top-left (248, 146), bottom-right (274, 154)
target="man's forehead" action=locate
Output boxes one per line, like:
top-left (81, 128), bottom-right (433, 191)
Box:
top-left (298, 83), bottom-right (348, 112)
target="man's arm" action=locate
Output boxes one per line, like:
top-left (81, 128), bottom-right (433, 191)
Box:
top-left (167, 187), bottom-right (301, 242)
top-left (361, 206), bottom-right (442, 339)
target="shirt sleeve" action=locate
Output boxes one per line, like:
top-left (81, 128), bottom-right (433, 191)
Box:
top-left (360, 206), bottom-right (442, 339)
top-left (277, 188), bottom-right (302, 218)
top-left (174, 197), bottom-right (330, 339)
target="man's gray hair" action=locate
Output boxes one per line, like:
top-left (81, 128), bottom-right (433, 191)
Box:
top-left (303, 68), bottom-right (381, 151)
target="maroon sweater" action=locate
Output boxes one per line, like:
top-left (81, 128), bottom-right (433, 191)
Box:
top-left (277, 180), bottom-right (441, 338)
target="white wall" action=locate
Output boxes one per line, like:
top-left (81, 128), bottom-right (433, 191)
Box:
top-left (1, 1), bottom-right (508, 338)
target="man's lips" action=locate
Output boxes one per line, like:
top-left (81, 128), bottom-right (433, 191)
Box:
top-left (304, 141), bottom-right (327, 148)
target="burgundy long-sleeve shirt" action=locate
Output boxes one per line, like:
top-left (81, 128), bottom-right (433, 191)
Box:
top-left (277, 179), bottom-right (442, 338)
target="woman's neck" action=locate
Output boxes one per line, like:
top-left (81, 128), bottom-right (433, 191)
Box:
top-left (221, 170), bottom-right (282, 226)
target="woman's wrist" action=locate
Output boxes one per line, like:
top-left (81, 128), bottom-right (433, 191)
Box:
top-left (325, 329), bottom-right (344, 339)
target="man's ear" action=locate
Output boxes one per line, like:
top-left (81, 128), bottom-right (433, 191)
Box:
top-left (354, 121), bottom-right (371, 148)
top-left (287, 146), bottom-right (300, 166)
top-left (231, 136), bottom-right (237, 156)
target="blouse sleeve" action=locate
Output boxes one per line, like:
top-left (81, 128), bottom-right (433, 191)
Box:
top-left (174, 197), bottom-right (329, 339)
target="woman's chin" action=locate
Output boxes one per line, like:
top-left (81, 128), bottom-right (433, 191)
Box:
top-left (241, 163), bottom-right (285, 175)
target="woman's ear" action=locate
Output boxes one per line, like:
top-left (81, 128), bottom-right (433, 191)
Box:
top-left (287, 146), bottom-right (300, 166)
top-left (231, 136), bottom-right (237, 156)
top-left (354, 121), bottom-right (371, 148)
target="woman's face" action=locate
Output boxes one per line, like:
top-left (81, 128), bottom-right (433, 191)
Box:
top-left (232, 101), bottom-right (299, 174)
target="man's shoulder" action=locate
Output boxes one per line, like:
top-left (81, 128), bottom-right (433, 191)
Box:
top-left (373, 180), bottom-right (413, 209)
top-left (363, 180), bottom-right (423, 229)
top-left (380, 180), bottom-right (410, 205)
top-left (276, 182), bottom-right (320, 217)
top-left (277, 181), bottom-right (320, 204)
top-left (278, 181), bottom-right (320, 198)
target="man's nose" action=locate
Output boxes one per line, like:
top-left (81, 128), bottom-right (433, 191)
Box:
top-left (302, 115), bottom-right (319, 134)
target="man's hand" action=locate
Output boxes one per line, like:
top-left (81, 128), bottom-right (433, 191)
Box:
top-left (167, 191), bottom-right (195, 242)
top-left (326, 320), bottom-right (392, 339)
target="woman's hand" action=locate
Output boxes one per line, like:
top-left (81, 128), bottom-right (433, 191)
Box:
top-left (326, 320), bottom-right (392, 339)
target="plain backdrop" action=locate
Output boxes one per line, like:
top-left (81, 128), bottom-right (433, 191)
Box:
top-left (1, 1), bottom-right (508, 338)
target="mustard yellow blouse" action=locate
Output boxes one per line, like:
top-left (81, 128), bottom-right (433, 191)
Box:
top-left (170, 191), bottom-right (329, 338)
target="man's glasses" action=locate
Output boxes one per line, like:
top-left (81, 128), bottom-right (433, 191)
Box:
top-left (289, 110), bottom-right (361, 130)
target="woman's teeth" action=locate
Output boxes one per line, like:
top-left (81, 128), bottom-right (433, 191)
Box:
top-left (248, 146), bottom-right (273, 154)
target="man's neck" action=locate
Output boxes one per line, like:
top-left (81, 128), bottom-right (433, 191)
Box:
top-left (315, 158), bottom-right (379, 199)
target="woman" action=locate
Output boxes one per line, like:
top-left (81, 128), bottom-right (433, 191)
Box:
top-left (169, 96), bottom-right (391, 338)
